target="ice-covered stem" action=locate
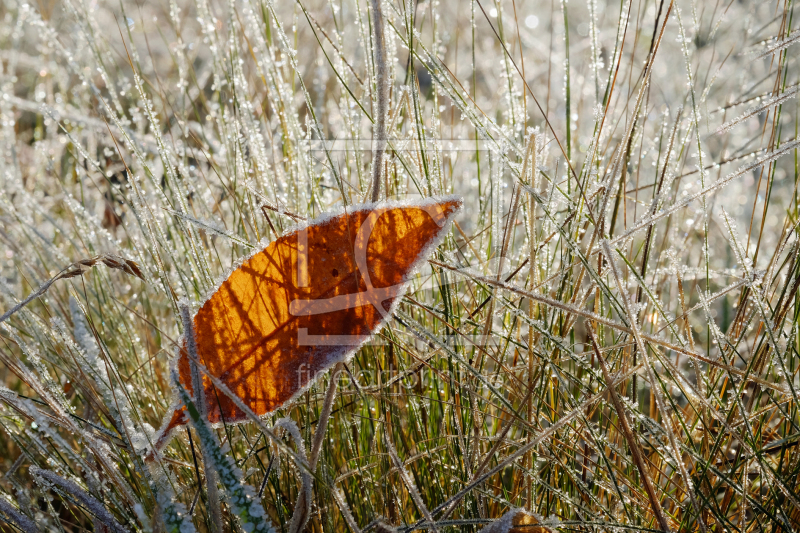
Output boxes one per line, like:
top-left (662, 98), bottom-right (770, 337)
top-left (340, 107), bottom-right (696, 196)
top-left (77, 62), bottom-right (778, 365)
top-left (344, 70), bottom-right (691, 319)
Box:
top-left (30, 467), bottom-right (128, 533)
top-left (523, 131), bottom-right (539, 509)
top-left (273, 418), bottom-right (312, 533)
top-left (179, 303), bottom-right (222, 533)
top-left (172, 372), bottom-right (275, 533)
top-left (432, 260), bottom-right (781, 390)
top-left (369, 0), bottom-right (388, 202)
top-left (595, 0), bottom-right (673, 237)
top-left (154, 481), bottom-right (197, 533)
top-left (331, 488), bottom-right (362, 533)
top-left (309, 363), bottom-right (342, 468)
top-left (373, 521), bottom-right (398, 533)
top-left (600, 241), bottom-right (707, 533)
top-left (0, 254), bottom-right (143, 324)
top-left (166, 348), bottom-right (311, 473)
top-left (438, 386), bottom-right (536, 523)
top-left (477, 133), bottom-right (535, 370)
top-left (289, 363), bottom-right (343, 533)
top-left (384, 431), bottom-right (439, 533)
top-left (587, 323), bottom-right (671, 533)
top-left (716, 85), bottom-right (799, 134)
top-left (0, 496), bottom-right (39, 533)
top-left (179, 304), bottom-right (205, 418)
top-left (604, 138), bottom-right (800, 250)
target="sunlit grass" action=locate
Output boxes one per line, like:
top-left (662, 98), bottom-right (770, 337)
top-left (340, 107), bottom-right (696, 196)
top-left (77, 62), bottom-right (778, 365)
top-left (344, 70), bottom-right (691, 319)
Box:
top-left (0, 0), bottom-right (798, 531)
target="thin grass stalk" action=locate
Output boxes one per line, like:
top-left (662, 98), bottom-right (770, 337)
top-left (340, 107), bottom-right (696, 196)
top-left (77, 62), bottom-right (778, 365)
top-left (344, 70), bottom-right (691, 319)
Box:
top-left (601, 241), bottom-right (707, 533)
top-left (331, 488), bottom-right (363, 533)
top-left (0, 255), bottom-right (143, 324)
top-left (439, 385), bottom-right (536, 523)
top-left (467, 135), bottom-right (534, 514)
top-left (432, 260), bottom-right (784, 391)
top-left (30, 467), bottom-right (127, 533)
top-left (289, 362), bottom-right (343, 533)
top-left (419, 360), bottom-right (645, 523)
top-left (384, 431), bottom-right (439, 533)
top-left (369, 0), bottom-right (388, 203)
top-left (526, 132), bottom-right (539, 511)
top-left (587, 323), bottom-right (671, 533)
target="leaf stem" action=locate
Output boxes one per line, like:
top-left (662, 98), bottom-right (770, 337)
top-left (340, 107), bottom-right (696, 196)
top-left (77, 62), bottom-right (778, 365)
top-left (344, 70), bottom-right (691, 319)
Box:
top-left (180, 304), bottom-right (223, 533)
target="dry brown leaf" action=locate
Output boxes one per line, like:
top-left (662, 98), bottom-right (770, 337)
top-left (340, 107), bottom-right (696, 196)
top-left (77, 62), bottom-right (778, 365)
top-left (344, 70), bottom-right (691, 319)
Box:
top-left (479, 509), bottom-right (553, 533)
top-left (154, 197), bottom-right (462, 450)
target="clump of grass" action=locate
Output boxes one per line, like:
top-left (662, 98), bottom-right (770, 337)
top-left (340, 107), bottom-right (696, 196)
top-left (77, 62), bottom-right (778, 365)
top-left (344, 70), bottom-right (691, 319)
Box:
top-left (0, 0), bottom-right (799, 531)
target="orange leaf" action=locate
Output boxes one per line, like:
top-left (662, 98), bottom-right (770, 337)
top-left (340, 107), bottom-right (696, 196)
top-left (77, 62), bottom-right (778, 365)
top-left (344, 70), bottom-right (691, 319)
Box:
top-left (153, 197), bottom-right (462, 451)
top-left (479, 509), bottom-right (553, 533)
